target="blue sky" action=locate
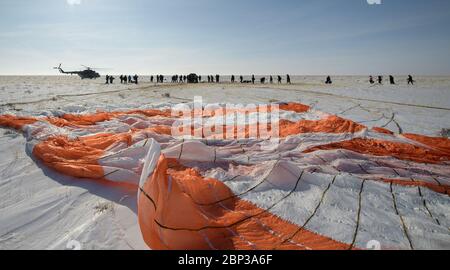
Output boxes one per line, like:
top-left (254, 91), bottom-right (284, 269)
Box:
top-left (0, 0), bottom-right (450, 75)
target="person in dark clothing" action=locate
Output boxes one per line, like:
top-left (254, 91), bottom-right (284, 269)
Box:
top-left (252, 75), bottom-right (255, 84)
top-left (109, 75), bottom-right (115, 84)
top-left (133, 74), bottom-right (138, 84)
top-left (378, 76), bottom-right (383, 84)
top-left (183, 75), bottom-right (187, 82)
top-left (260, 77), bottom-right (266, 84)
top-left (407, 75), bottom-right (415, 85)
top-left (128, 75), bottom-right (132, 84)
top-left (105, 75), bottom-right (110, 84)
top-left (325, 76), bottom-right (332, 84)
top-left (270, 76), bottom-right (273, 84)
top-left (240, 76), bottom-right (243, 83)
top-left (207, 75), bottom-right (210, 83)
top-left (277, 76), bottom-right (282, 84)
top-left (369, 76), bottom-right (375, 84)
top-left (287, 74), bottom-right (291, 84)
top-left (150, 75), bottom-right (154, 83)
top-left (160, 75), bottom-right (164, 83)
top-left (199, 75), bottom-right (202, 82)
top-left (216, 74), bottom-right (220, 83)
top-left (231, 75), bottom-right (235, 83)
top-left (389, 75), bottom-right (396, 85)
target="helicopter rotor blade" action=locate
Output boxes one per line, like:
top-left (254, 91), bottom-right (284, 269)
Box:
top-left (81, 65), bottom-right (111, 71)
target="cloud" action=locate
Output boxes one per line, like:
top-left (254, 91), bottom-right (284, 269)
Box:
top-left (67, 0), bottom-right (82, 5)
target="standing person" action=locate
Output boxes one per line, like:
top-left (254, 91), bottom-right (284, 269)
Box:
top-left (240, 75), bottom-right (243, 83)
top-left (260, 77), bottom-right (266, 84)
top-left (207, 75), bottom-right (211, 83)
top-left (270, 76), bottom-right (273, 84)
top-left (133, 74), bottom-right (139, 84)
top-left (369, 76), bottom-right (375, 84)
top-left (128, 75), bottom-right (132, 84)
top-left (216, 74), bottom-right (220, 83)
top-left (119, 75), bottom-right (123, 84)
top-left (105, 75), bottom-right (110, 84)
top-left (231, 75), bottom-right (235, 83)
top-left (277, 75), bottom-right (282, 84)
top-left (109, 75), bottom-right (115, 84)
top-left (287, 74), bottom-right (291, 84)
top-left (160, 75), bottom-right (164, 83)
top-left (378, 76), bottom-right (383, 84)
top-left (151, 75), bottom-right (154, 83)
top-left (389, 75), bottom-right (396, 85)
top-left (251, 75), bottom-right (255, 84)
top-left (407, 75), bottom-right (415, 85)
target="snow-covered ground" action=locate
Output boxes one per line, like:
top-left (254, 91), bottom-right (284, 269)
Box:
top-left (0, 75), bottom-right (449, 250)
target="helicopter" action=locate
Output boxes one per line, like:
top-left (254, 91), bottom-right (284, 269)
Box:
top-left (54, 64), bottom-right (101, 79)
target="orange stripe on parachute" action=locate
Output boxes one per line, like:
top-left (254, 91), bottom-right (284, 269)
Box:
top-left (0, 109), bottom-right (172, 130)
top-left (280, 115), bottom-right (366, 137)
top-left (304, 138), bottom-right (450, 165)
top-left (403, 134), bottom-right (450, 155)
top-left (33, 133), bottom-right (132, 181)
top-left (181, 115), bottom-right (367, 140)
top-left (372, 127), bottom-right (394, 135)
top-left (0, 115), bottom-right (38, 130)
top-left (138, 156), bottom-right (352, 250)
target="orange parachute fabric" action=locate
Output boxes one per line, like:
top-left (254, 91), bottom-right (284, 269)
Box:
top-left (138, 156), bottom-right (352, 250)
top-left (2, 102), bottom-right (450, 250)
top-left (304, 138), bottom-right (450, 165)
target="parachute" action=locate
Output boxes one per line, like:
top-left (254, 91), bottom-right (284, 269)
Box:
top-left (1, 102), bottom-right (450, 250)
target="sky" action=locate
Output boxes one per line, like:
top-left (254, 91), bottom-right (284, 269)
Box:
top-left (0, 0), bottom-right (450, 75)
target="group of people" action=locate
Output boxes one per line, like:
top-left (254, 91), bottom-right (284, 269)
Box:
top-left (106, 74), bottom-right (416, 86)
top-left (369, 75), bottom-right (415, 85)
top-left (205, 74), bottom-right (292, 84)
top-left (106, 75), bottom-right (139, 85)
top-left (153, 75), bottom-right (165, 83)
top-left (148, 74), bottom-right (293, 84)
top-left (236, 75), bottom-right (292, 84)
top-left (170, 75), bottom-right (189, 83)
top-left (207, 75), bottom-right (221, 83)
